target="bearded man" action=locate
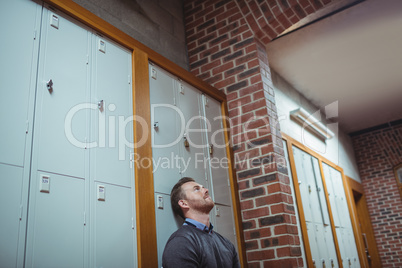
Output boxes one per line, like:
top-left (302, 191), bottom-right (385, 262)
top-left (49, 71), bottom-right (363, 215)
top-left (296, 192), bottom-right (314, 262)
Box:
top-left (162, 177), bottom-right (240, 268)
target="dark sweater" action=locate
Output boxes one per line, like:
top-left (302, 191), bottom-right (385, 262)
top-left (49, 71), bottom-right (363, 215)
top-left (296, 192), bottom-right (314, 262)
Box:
top-left (162, 225), bottom-right (240, 268)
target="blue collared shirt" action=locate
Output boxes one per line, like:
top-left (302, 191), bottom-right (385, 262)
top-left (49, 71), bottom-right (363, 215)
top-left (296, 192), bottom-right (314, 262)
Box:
top-left (183, 218), bottom-right (214, 234)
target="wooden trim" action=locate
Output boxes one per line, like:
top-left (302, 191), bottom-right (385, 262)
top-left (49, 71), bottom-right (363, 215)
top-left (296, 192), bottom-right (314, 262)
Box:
top-left (345, 176), bottom-right (369, 268)
top-left (282, 133), bottom-right (344, 173)
top-left (40, 1), bottom-right (244, 267)
top-left (284, 139), bottom-right (314, 268)
top-left (132, 49), bottom-right (158, 267)
top-left (282, 133), bottom-right (368, 268)
top-left (221, 100), bottom-right (247, 268)
top-left (393, 163), bottom-right (402, 200)
top-left (43, 0), bottom-right (226, 102)
top-left (347, 176), bottom-right (364, 193)
top-left (347, 176), bottom-right (382, 268)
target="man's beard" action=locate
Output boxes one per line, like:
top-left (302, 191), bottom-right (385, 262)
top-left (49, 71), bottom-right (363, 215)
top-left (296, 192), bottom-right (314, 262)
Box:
top-left (189, 196), bottom-right (215, 214)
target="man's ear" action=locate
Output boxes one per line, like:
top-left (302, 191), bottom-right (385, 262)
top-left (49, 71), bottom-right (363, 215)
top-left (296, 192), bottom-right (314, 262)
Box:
top-left (178, 200), bottom-right (189, 209)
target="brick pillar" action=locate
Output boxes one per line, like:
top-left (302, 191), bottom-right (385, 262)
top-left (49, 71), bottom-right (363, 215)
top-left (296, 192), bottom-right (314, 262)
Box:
top-left (352, 124), bottom-right (402, 267)
top-left (183, 0), bottom-right (335, 266)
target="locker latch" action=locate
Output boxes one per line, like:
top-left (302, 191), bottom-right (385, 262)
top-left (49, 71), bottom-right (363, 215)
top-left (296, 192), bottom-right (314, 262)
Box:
top-left (330, 259), bottom-right (334, 268)
top-left (312, 259), bottom-right (316, 268)
top-left (47, 79), bottom-right (53, 93)
top-left (321, 259), bottom-right (326, 268)
top-left (183, 133), bottom-right (189, 148)
top-left (154, 122), bottom-right (159, 130)
top-left (98, 100), bottom-right (104, 111)
top-left (209, 144), bottom-right (214, 155)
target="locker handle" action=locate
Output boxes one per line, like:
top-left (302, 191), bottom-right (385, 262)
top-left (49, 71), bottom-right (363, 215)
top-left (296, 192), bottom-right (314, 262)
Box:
top-left (47, 79), bottom-right (53, 93)
top-left (98, 100), bottom-right (104, 111)
top-left (209, 144), bottom-right (213, 155)
top-left (183, 133), bottom-right (189, 148)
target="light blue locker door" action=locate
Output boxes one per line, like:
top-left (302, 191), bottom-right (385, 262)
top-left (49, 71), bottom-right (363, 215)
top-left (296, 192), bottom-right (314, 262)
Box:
top-left (0, 164), bottom-right (24, 267)
top-left (306, 222), bottom-right (320, 267)
top-left (311, 158), bottom-right (331, 225)
top-left (293, 148), bottom-right (314, 222)
top-left (149, 64), bottom-right (182, 194)
top-left (154, 193), bottom-right (183, 268)
top-left (293, 147), bottom-right (338, 266)
top-left (33, 8), bottom-right (90, 179)
top-left (323, 164), bottom-right (360, 267)
top-left (323, 164), bottom-right (341, 227)
top-left (203, 95), bottom-right (232, 206)
top-left (93, 183), bottom-right (136, 268)
top-left (0, 0), bottom-right (40, 167)
top-left (26, 172), bottom-right (86, 268)
top-left (91, 35), bottom-right (133, 187)
top-left (213, 204), bottom-right (238, 252)
top-left (90, 35), bottom-right (136, 267)
top-left (177, 82), bottom-right (208, 185)
top-left (26, 8), bottom-right (90, 267)
top-left (0, 1), bottom-right (42, 266)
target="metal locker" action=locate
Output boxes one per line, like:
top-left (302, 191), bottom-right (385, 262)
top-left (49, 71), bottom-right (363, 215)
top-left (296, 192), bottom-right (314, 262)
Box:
top-left (303, 155), bottom-right (323, 225)
top-left (154, 193), bottom-right (183, 268)
top-left (0, 1), bottom-right (42, 266)
top-left (323, 165), bottom-right (341, 228)
top-left (91, 36), bottom-right (133, 188)
top-left (0, 0), bottom-right (41, 167)
top-left (176, 82), bottom-right (208, 185)
top-left (283, 141), bottom-right (307, 267)
top-left (311, 158), bottom-right (331, 226)
top-left (293, 147), bottom-right (314, 222)
top-left (25, 172), bottom-right (86, 267)
top-left (149, 64), bottom-right (181, 194)
top-left (93, 183), bottom-right (136, 267)
top-left (306, 222), bottom-right (320, 267)
top-left (0, 164), bottom-right (24, 267)
top-left (33, 8), bottom-right (90, 179)
top-left (212, 204), bottom-right (238, 252)
top-left (203, 96), bottom-right (232, 206)
top-left (322, 224), bottom-right (338, 268)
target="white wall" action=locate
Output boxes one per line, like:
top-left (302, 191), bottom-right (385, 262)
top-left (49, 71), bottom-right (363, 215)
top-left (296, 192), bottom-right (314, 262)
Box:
top-left (272, 71), bottom-right (361, 182)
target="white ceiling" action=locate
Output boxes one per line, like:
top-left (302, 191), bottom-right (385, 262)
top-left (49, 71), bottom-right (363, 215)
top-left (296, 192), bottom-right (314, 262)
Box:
top-left (266, 0), bottom-right (402, 133)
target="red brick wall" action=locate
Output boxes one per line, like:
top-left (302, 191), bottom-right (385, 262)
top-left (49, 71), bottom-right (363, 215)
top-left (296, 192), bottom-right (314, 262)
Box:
top-left (352, 123), bottom-right (402, 267)
top-left (184, 0), bottom-right (335, 267)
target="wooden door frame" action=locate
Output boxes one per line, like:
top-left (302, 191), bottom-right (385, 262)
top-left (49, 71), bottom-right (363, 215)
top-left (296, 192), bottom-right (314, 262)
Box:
top-left (282, 133), bottom-right (373, 268)
top-left (347, 176), bottom-right (382, 267)
top-left (40, 1), bottom-right (247, 267)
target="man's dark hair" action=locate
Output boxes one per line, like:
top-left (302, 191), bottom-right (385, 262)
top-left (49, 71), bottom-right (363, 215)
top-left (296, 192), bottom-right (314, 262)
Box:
top-left (171, 177), bottom-right (195, 219)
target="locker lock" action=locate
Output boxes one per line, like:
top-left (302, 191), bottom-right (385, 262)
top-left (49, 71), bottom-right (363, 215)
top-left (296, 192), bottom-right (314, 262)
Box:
top-left (47, 79), bottom-right (53, 93)
top-left (183, 133), bottom-right (189, 148)
top-left (153, 122), bottom-right (159, 130)
top-left (98, 100), bottom-right (104, 111)
top-left (330, 259), bottom-right (334, 268)
top-left (321, 259), bottom-right (326, 268)
top-left (209, 144), bottom-right (214, 155)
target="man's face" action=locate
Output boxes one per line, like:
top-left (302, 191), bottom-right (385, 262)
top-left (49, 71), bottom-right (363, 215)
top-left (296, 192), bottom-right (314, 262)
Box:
top-left (181, 181), bottom-right (214, 214)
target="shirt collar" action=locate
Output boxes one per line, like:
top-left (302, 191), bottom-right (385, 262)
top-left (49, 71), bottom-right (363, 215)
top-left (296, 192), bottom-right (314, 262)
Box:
top-left (184, 218), bottom-right (213, 233)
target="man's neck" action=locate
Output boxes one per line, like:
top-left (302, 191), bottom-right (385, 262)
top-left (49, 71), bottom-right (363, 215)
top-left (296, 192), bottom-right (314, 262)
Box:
top-left (186, 212), bottom-right (210, 227)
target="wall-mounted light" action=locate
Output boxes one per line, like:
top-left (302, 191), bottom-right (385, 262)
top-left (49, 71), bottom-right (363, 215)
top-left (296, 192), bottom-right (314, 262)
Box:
top-left (290, 108), bottom-right (334, 140)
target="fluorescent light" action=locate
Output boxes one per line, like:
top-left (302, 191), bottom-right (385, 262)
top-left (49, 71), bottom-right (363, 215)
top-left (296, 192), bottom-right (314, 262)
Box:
top-left (290, 108), bottom-right (335, 140)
